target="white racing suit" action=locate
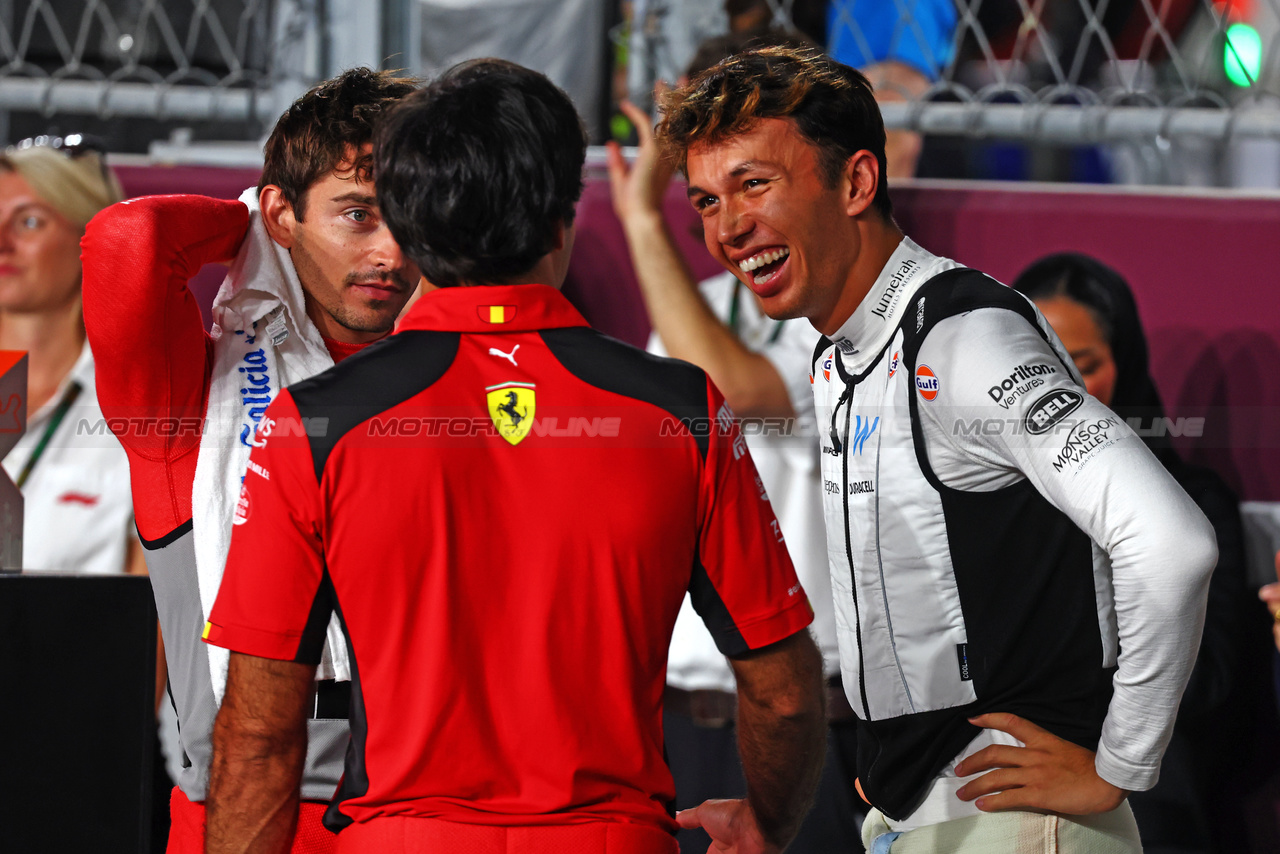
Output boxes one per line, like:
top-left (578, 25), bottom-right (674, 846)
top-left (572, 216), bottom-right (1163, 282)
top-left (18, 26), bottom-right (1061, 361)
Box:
top-left (811, 237), bottom-right (1216, 828)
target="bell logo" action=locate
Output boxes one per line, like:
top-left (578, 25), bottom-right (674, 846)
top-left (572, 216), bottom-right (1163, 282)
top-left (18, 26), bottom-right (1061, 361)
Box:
top-left (915, 365), bottom-right (940, 401)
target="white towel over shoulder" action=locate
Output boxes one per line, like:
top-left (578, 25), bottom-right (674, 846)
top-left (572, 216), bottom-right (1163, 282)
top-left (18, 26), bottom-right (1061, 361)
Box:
top-left (193, 187), bottom-right (350, 703)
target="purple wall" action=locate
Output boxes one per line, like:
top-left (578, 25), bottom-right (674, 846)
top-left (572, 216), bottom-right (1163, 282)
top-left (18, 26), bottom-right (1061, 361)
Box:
top-left (113, 165), bottom-right (1280, 501)
top-left (891, 182), bottom-right (1280, 504)
top-left (115, 165), bottom-right (261, 331)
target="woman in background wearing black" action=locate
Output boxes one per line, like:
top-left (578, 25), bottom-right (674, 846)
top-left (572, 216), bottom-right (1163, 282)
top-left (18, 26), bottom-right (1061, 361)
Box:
top-left (1014, 253), bottom-right (1270, 854)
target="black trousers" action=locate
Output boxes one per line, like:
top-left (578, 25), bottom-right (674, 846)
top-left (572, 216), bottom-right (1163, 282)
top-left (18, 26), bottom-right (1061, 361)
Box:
top-left (663, 708), bottom-right (866, 853)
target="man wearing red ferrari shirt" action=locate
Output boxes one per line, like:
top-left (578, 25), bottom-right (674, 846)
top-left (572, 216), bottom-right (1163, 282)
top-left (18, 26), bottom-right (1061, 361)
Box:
top-left (80, 68), bottom-right (419, 853)
top-left (202, 59), bottom-right (827, 854)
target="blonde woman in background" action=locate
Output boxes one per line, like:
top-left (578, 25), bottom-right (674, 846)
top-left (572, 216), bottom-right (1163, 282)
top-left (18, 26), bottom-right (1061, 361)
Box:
top-left (0, 135), bottom-right (142, 576)
top-left (0, 136), bottom-right (176, 853)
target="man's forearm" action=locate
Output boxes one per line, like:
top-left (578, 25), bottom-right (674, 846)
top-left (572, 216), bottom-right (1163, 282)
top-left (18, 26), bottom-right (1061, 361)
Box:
top-left (623, 212), bottom-right (794, 417)
top-left (734, 633), bottom-right (827, 847)
top-left (206, 654), bottom-right (313, 854)
top-left (206, 725), bottom-right (305, 853)
top-left (606, 105), bottom-right (794, 417)
top-left (623, 213), bottom-right (740, 360)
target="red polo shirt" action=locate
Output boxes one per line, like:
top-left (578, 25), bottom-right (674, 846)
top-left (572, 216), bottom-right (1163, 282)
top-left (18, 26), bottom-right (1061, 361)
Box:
top-left (205, 284), bottom-right (813, 837)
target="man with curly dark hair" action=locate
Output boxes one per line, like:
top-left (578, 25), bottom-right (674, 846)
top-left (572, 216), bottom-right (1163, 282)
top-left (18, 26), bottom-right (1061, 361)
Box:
top-left (81, 67), bottom-right (420, 854)
top-left (201, 58), bottom-right (827, 854)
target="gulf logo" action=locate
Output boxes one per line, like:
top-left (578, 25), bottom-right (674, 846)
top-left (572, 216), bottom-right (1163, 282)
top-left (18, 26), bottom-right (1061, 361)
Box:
top-left (915, 364), bottom-right (940, 401)
top-left (822, 355), bottom-right (833, 382)
top-left (888, 350), bottom-right (900, 378)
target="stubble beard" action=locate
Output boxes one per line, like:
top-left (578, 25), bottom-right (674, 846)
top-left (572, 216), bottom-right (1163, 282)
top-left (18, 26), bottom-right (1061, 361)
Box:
top-left (290, 225), bottom-right (414, 336)
top-left (329, 270), bottom-right (414, 334)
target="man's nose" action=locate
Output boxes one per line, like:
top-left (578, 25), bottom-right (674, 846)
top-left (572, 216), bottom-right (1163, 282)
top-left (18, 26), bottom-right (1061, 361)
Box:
top-left (370, 223), bottom-right (406, 270)
top-left (717, 198), bottom-right (752, 247)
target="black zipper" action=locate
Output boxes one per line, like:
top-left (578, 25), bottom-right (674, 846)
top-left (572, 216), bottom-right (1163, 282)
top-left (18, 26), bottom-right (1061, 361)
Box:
top-left (831, 368), bottom-right (872, 720)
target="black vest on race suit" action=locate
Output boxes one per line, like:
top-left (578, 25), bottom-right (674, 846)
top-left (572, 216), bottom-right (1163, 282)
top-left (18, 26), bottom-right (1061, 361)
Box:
top-left (813, 268), bottom-right (1115, 820)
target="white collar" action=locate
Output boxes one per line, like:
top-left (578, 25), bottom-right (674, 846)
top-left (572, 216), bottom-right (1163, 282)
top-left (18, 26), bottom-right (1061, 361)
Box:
top-left (828, 236), bottom-right (943, 374)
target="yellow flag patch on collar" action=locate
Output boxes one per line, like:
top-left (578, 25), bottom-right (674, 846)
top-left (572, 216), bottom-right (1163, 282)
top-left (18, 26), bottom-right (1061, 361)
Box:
top-left (479, 305), bottom-right (517, 324)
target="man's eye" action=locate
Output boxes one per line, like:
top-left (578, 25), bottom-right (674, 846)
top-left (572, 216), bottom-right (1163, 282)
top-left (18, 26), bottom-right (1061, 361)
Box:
top-left (17, 215), bottom-right (41, 230)
top-left (347, 209), bottom-right (370, 223)
top-left (694, 195), bottom-right (717, 211)
top-left (744, 179), bottom-right (765, 189)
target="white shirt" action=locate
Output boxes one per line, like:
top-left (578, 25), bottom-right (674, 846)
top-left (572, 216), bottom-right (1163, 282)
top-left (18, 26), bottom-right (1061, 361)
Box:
top-left (2, 342), bottom-right (135, 573)
top-left (649, 270), bottom-right (840, 690)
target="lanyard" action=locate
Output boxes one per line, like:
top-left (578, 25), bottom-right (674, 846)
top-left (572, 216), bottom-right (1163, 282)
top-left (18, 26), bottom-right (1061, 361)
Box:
top-left (728, 280), bottom-right (785, 344)
top-left (15, 380), bottom-right (82, 489)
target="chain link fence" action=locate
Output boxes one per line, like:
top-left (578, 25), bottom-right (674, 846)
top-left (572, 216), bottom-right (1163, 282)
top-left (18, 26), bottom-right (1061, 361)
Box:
top-left (4, 2), bottom-right (1280, 168)
top-left (0, 0), bottom-right (333, 150)
top-left (627, 0), bottom-right (1280, 146)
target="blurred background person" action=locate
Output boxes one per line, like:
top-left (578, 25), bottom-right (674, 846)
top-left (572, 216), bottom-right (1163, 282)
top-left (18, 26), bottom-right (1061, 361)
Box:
top-left (624, 0), bottom-right (943, 179)
top-left (609, 27), bottom-right (864, 854)
top-left (1014, 252), bottom-right (1267, 854)
top-left (0, 136), bottom-right (139, 576)
top-left (825, 0), bottom-right (956, 177)
top-left (0, 134), bottom-right (170, 850)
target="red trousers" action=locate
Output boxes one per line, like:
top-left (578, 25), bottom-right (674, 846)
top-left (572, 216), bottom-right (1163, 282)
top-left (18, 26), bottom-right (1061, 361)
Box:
top-left (335, 816), bottom-right (679, 854)
top-left (166, 786), bottom-right (337, 854)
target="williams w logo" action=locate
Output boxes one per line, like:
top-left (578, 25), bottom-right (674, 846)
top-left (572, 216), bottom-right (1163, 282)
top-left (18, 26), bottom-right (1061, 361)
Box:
top-left (849, 416), bottom-right (879, 455)
top-left (486, 382), bottom-right (536, 445)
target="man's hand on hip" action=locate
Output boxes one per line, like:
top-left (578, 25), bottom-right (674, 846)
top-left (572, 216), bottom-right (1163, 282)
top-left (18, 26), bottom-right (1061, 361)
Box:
top-left (954, 712), bottom-right (1128, 816)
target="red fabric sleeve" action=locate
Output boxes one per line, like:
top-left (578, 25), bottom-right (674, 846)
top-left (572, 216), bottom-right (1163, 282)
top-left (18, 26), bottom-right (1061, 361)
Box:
top-left (81, 194), bottom-right (251, 539)
top-left (203, 391), bottom-right (329, 663)
top-left (696, 380), bottom-right (814, 653)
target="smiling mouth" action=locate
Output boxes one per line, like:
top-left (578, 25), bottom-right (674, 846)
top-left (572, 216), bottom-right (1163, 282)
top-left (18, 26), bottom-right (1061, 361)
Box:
top-left (738, 247), bottom-right (790, 286)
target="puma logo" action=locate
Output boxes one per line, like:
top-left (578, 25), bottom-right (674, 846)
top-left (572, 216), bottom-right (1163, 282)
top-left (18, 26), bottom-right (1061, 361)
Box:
top-left (488, 344), bottom-right (520, 367)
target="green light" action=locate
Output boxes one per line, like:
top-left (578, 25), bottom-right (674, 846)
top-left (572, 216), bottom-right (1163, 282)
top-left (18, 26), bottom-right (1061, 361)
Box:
top-left (1224, 23), bottom-right (1262, 87)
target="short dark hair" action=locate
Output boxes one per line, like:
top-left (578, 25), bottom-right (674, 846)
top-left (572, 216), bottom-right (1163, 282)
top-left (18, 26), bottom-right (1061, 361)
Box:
top-left (658, 46), bottom-right (892, 219)
top-left (259, 67), bottom-right (418, 220)
top-left (374, 58), bottom-right (587, 288)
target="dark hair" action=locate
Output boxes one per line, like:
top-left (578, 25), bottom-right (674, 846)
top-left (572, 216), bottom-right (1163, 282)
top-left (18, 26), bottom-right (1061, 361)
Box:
top-left (374, 58), bottom-right (587, 288)
top-left (1013, 253), bottom-right (1117, 342)
top-left (259, 67), bottom-right (418, 220)
top-left (1013, 252), bottom-right (1178, 467)
top-left (658, 45), bottom-right (892, 219)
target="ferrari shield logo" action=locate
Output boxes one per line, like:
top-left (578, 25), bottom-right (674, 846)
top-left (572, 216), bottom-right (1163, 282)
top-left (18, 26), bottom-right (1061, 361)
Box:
top-left (486, 382), bottom-right (536, 445)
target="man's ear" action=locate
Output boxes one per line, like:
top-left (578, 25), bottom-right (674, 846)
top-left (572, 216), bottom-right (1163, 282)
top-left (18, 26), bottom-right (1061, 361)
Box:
top-left (259, 185), bottom-right (298, 249)
top-left (842, 150), bottom-right (881, 218)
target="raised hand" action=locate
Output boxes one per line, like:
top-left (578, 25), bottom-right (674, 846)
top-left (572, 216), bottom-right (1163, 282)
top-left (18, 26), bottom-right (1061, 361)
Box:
top-left (954, 713), bottom-right (1127, 816)
top-left (605, 94), bottom-right (677, 227)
